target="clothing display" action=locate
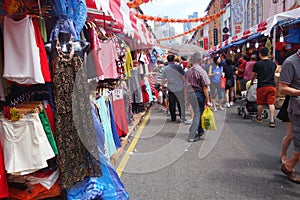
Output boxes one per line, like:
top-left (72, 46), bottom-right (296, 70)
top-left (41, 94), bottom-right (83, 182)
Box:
top-left (8, 181), bottom-right (61, 200)
top-left (67, 105), bottom-right (129, 200)
top-left (128, 68), bottom-right (143, 103)
top-left (0, 142), bottom-right (9, 199)
top-left (108, 101), bottom-right (122, 148)
top-left (0, 42), bottom-right (6, 101)
top-left (125, 46), bottom-right (134, 78)
top-left (95, 97), bottom-right (117, 157)
top-left (0, 2), bottom-right (142, 197)
top-left (85, 26), bottom-right (104, 79)
top-left (32, 19), bottom-right (51, 82)
top-left (39, 110), bottom-right (59, 155)
top-left (3, 16), bottom-right (45, 84)
top-left (112, 89), bottom-right (129, 137)
top-left (0, 113), bottom-right (55, 175)
top-left (51, 55), bottom-right (102, 189)
top-left (99, 40), bottom-right (119, 80)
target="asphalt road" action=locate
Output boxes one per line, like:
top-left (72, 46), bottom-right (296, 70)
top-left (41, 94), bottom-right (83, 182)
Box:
top-left (118, 105), bottom-right (300, 200)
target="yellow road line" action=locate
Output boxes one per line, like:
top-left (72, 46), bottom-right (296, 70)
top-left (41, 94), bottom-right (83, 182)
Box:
top-left (116, 111), bottom-right (151, 177)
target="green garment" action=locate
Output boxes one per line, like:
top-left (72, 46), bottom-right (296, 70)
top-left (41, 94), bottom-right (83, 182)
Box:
top-left (39, 110), bottom-right (59, 155)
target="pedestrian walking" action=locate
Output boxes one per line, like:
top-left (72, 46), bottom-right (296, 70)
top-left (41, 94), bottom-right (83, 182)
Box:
top-left (251, 47), bottom-right (277, 127)
top-left (162, 54), bottom-right (188, 123)
top-left (244, 54), bottom-right (257, 84)
top-left (236, 56), bottom-right (247, 93)
top-left (209, 56), bottom-right (224, 111)
top-left (223, 57), bottom-right (235, 108)
top-left (153, 58), bottom-right (168, 113)
top-left (277, 95), bottom-right (292, 163)
top-left (185, 52), bottom-right (211, 142)
top-left (279, 49), bottom-right (300, 183)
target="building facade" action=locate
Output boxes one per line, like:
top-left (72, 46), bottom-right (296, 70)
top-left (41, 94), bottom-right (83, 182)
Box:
top-left (221, 0), bottom-right (231, 41)
top-left (263, 0), bottom-right (300, 20)
top-left (183, 12), bottom-right (199, 32)
top-left (206, 0), bottom-right (222, 48)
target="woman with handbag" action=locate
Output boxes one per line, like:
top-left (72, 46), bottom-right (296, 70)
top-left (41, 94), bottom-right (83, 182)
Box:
top-left (209, 56), bottom-right (224, 111)
top-left (223, 58), bottom-right (235, 108)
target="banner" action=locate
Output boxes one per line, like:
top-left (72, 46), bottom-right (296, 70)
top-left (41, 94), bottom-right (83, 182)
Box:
top-left (137, 10), bottom-right (226, 23)
top-left (156, 11), bottom-right (226, 42)
top-left (127, 0), bottom-right (152, 8)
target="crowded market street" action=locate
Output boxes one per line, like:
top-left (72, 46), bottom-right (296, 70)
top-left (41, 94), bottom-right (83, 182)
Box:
top-left (1, 0), bottom-right (300, 199)
top-left (118, 106), bottom-right (300, 199)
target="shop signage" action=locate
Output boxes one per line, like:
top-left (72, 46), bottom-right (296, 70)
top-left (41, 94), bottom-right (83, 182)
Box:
top-left (203, 37), bottom-right (209, 50)
top-left (223, 27), bottom-right (229, 33)
top-left (213, 28), bottom-right (218, 46)
top-left (223, 34), bottom-right (229, 41)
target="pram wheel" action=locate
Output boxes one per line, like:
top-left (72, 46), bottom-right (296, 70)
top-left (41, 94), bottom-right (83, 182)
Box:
top-left (262, 110), bottom-right (268, 119)
top-left (241, 108), bottom-right (247, 119)
top-left (237, 107), bottom-right (242, 115)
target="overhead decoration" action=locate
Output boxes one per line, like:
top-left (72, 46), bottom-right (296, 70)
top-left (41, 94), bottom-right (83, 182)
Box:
top-left (156, 44), bottom-right (171, 51)
top-left (156, 14), bottom-right (221, 42)
top-left (137, 9), bottom-right (226, 23)
top-left (127, 0), bottom-right (152, 9)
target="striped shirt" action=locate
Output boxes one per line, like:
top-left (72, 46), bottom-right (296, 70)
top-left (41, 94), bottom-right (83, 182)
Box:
top-left (185, 64), bottom-right (210, 92)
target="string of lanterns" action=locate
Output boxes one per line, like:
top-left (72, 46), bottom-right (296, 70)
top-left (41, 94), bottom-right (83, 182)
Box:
top-left (156, 12), bottom-right (225, 42)
top-left (137, 9), bottom-right (226, 23)
top-left (127, 0), bottom-right (152, 8)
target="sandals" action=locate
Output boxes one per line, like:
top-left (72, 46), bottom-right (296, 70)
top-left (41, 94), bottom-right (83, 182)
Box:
top-left (281, 163), bottom-right (300, 184)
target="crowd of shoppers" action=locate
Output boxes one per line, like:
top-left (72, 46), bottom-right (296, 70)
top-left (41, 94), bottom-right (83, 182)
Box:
top-left (151, 47), bottom-right (300, 184)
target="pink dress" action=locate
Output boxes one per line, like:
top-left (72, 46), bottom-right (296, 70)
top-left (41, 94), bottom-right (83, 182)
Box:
top-left (99, 40), bottom-right (119, 80)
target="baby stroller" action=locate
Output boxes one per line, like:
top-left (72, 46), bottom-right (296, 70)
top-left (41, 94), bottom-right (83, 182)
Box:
top-left (237, 80), bottom-right (268, 119)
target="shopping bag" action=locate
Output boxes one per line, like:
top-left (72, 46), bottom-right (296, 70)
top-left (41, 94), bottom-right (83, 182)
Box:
top-left (158, 91), bottom-right (163, 104)
top-left (221, 77), bottom-right (226, 89)
top-left (201, 107), bottom-right (217, 131)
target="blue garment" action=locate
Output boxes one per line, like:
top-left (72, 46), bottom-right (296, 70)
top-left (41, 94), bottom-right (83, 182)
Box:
top-left (108, 101), bottom-right (122, 149)
top-left (66, 106), bottom-right (129, 200)
top-left (144, 78), bottom-right (153, 102)
top-left (211, 66), bottom-right (222, 84)
top-left (95, 97), bottom-right (117, 157)
top-left (188, 91), bottom-right (206, 137)
top-left (91, 104), bottom-right (105, 153)
top-left (51, 0), bottom-right (87, 40)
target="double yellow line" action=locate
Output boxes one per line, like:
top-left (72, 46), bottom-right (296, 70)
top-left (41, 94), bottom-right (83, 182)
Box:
top-left (116, 111), bottom-right (150, 177)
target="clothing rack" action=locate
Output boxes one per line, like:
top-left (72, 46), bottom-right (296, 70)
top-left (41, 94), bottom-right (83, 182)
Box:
top-left (0, 0), bottom-right (51, 19)
top-left (9, 91), bottom-right (51, 107)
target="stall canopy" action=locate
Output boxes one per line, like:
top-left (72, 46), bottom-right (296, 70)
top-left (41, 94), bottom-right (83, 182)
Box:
top-left (262, 7), bottom-right (300, 36)
top-left (86, 0), bottom-right (155, 48)
top-left (210, 7), bottom-right (300, 53)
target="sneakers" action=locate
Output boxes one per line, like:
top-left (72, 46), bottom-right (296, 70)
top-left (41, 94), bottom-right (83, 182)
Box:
top-left (252, 116), bottom-right (263, 123)
top-left (269, 120), bottom-right (276, 128)
top-left (226, 103), bottom-right (231, 108)
top-left (181, 119), bottom-right (192, 125)
top-left (230, 102), bottom-right (234, 106)
top-left (187, 135), bottom-right (201, 143)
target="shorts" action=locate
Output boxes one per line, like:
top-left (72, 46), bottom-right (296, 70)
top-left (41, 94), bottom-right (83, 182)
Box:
top-left (225, 79), bottom-right (234, 90)
top-left (277, 96), bottom-right (291, 122)
top-left (290, 113), bottom-right (300, 152)
top-left (256, 86), bottom-right (276, 105)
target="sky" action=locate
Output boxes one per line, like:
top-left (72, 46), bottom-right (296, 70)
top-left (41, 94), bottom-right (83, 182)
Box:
top-left (141, 0), bottom-right (211, 34)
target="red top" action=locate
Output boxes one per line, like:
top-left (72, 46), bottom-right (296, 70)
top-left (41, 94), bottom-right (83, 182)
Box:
top-left (237, 58), bottom-right (247, 79)
top-left (32, 19), bottom-right (51, 82)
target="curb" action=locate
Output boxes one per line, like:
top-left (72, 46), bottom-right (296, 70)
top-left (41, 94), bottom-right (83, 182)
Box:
top-left (110, 111), bottom-right (147, 166)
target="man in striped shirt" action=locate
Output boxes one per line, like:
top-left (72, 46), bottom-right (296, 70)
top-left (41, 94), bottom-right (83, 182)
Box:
top-left (185, 52), bottom-right (211, 142)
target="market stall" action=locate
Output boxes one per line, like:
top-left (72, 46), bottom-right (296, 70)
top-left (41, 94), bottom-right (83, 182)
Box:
top-left (0, 0), bottom-right (155, 199)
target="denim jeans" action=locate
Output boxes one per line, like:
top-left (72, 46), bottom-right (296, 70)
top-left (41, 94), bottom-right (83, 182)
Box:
top-left (188, 91), bottom-right (206, 137)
